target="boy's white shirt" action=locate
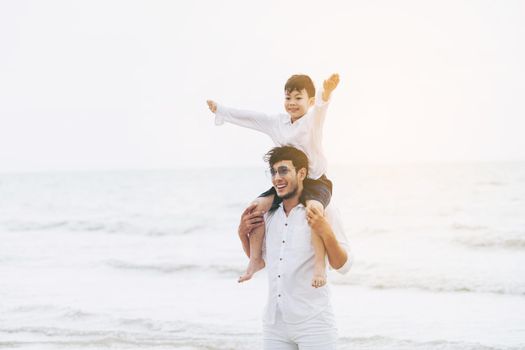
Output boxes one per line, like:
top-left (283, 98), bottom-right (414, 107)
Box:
top-left (214, 94), bottom-right (330, 180)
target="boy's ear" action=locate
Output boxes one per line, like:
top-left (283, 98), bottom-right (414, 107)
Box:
top-left (308, 96), bottom-right (315, 107)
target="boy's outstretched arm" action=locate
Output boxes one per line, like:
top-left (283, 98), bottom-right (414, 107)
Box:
top-left (322, 73), bottom-right (340, 102)
top-left (204, 99), bottom-right (274, 135)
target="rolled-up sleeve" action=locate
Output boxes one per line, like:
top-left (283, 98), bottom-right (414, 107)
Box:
top-left (334, 243), bottom-right (353, 274)
top-left (326, 206), bottom-right (353, 275)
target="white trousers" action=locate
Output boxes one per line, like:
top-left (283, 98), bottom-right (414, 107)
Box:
top-left (262, 307), bottom-right (338, 350)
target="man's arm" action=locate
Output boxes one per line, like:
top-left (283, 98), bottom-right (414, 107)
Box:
top-left (238, 203), bottom-right (265, 258)
top-left (307, 206), bottom-right (349, 270)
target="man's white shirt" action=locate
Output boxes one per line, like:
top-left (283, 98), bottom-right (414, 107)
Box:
top-left (214, 96), bottom-right (330, 180)
top-left (262, 202), bottom-right (352, 325)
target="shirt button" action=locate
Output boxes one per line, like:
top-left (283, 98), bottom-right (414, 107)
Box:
top-left (282, 240), bottom-right (285, 244)
top-left (278, 275), bottom-right (281, 278)
top-left (285, 223), bottom-right (288, 226)
top-left (278, 294), bottom-right (281, 297)
top-left (280, 258), bottom-right (283, 261)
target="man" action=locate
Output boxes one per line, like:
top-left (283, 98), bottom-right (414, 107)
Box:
top-left (238, 146), bottom-right (352, 349)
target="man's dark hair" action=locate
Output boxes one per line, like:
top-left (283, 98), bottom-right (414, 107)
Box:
top-left (284, 74), bottom-right (315, 98)
top-left (264, 145), bottom-right (309, 177)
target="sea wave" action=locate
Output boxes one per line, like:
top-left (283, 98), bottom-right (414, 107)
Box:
top-left (1, 219), bottom-right (207, 236)
top-left (454, 235), bottom-right (525, 249)
top-left (476, 181), bottom-right (507, 187)
top-left (451, 223), bottom-right (525, 249)
top-left (5, 305), bottom-right (186, 333)
top-left (339, 335), bottom-right (519, 350)
top-left (331, 266), bottom-right (525, 296)
top-left (0, 328), bottom-right (519, 350)
top-left (333, 278), bottom-right (525, 296)
top-left (355, 227), bottom-right (392, 236)
top-left (105, 260), bottom-right (241, 277)
top-left (0, 316), bottom-right (257, 350)
top-left (7, 305), bottom-right (103, 323)
top-left (452, 223), bottom-right (490, 232)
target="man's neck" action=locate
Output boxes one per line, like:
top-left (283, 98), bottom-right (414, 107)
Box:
top-left (282, 193), bottom-right (302, 216)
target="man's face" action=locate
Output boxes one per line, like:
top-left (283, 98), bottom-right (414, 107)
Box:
top-left (270, 160), bottom-right (305, 199)
top-left (284, 88), bottom-right (315, 122)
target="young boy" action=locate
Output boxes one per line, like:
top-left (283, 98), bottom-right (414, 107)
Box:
top-left (207, 73), bottom-right (339, 288)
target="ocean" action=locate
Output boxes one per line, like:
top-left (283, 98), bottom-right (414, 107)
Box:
top-left (1, 162), bottom-right (524, 349)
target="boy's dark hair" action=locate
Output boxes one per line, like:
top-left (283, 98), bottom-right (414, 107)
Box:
top-left (264, 145), bottom-right (309, 177)
top-left (284, 74), bottom-right (315, 98)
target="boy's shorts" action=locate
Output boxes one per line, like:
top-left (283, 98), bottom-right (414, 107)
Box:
top-left (259, 174), bottom-right (333, 211)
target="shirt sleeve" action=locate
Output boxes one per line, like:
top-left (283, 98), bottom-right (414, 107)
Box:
top-left (326, 206), bottom-right (353, 275)
top-left (262, 212), bottom-right (269, 261)
top-left (309, 90), bottom-right (331, 127)
top-left (215, 104), bottom-right (276, 137)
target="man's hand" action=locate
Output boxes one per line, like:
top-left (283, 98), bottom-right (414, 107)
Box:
top-left (308, 206), bottom-right (350, 271)
top-left (322, 73), bottom-right (340, 102)
top-left (238, 203), bottom-right (264, 238)
top-left (206, 100), bottom-right (217, 113)
top-left (306, 206), bottom-right (331, 238)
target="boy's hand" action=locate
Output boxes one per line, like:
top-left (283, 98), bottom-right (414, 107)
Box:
top-left (206, 100), bottom-right (217, 113)
top-left (322, 73), bottom-right (340, 102)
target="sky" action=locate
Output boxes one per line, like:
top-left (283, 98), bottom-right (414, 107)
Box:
top-left (1, 0), bottom-right (524, 172)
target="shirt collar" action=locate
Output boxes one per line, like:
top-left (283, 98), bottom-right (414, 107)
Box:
top-left (281, 114), bottom-right (292, 125)
top-left (281, 110), bottom-right (311, 125)
top-left (278, 202), bottom-right (306, 211)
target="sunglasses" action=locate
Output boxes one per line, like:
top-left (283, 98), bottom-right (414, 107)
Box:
top-left (268, 165), bottom-right (293, 178)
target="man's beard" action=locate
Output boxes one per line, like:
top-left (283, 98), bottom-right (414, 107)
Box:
top-left (278, 184), bottom-right (299, 200)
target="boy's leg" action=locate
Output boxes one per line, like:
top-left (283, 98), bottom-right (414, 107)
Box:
top-left (238, 195), bottom-right (274, 283)
top-left (306, 199), bottom-right (327, 288)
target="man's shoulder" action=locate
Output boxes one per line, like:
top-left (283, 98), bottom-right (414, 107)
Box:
top-left (324, 203), bottom-right (342, 225)
top-left (264, 206), bottom-right (281, 222)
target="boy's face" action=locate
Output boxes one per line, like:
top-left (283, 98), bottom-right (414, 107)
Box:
top-left (284, 88), bottom-right (315, 122)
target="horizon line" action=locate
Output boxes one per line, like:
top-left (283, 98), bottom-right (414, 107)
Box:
top-left (1, 159), bottom-right (525, 175)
